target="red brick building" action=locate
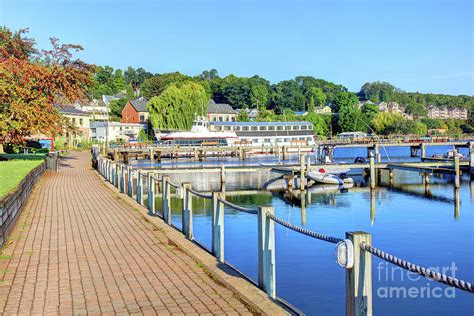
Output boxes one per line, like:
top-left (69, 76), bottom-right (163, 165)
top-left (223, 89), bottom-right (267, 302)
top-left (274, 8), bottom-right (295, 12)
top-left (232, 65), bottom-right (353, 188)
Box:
top-left (121, 98), bottom-right (149, 123)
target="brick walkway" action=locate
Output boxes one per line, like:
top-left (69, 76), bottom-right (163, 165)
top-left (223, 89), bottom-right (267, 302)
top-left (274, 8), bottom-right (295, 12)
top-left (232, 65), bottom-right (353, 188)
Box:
top-left (0, 152), bottom-right (253, 315)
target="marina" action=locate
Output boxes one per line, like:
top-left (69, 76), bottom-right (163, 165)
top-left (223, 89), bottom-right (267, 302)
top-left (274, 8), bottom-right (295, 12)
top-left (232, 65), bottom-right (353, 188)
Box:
top-left (96, 143), bottom-right (474, 315)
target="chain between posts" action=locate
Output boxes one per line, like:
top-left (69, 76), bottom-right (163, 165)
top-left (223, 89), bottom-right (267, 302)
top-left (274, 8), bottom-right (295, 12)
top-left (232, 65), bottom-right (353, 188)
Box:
top-left (217, 197), bottom-right (258, 214)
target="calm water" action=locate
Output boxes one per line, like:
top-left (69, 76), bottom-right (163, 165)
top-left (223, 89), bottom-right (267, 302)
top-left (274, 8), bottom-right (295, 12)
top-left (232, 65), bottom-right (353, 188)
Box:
top-left (130, 145), bottom-right (474, 315)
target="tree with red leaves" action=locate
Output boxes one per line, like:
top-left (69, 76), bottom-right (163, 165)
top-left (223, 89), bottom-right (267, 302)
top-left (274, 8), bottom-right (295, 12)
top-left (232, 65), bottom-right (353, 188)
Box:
top-left (0, 27), bottom-right (94, 151)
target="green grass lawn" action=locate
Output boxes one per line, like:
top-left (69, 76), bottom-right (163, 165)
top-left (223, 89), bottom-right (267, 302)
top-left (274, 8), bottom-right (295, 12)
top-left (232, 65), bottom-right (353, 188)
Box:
top-left (0, 159), bottom-right (44, 199)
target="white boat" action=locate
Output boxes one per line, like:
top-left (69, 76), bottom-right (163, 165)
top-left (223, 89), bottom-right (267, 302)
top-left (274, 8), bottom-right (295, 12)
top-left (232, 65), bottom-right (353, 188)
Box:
top-left (159, 116), bottom-right (239, 146)
top-left (307, 170), bottom-right (354, 185)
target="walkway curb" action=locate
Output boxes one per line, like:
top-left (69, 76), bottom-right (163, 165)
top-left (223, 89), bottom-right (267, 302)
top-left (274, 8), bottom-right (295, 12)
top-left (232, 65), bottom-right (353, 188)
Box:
top-left (95, 170), bottom-right (293, 316)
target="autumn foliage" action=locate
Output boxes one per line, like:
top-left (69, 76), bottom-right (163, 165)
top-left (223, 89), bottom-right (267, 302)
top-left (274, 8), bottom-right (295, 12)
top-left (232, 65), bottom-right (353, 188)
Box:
top-left (0, 27), bottom-right (94, 144)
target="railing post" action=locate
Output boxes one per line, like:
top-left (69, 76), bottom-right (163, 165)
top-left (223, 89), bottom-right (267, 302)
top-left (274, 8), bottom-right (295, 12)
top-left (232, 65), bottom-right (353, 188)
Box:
top-left (453, 151), bottom-right (460, 188)
top-left (346, 231), bottom-right (372, 316)
top-left (257, 206), bottom-right (276, 299)
top-left (212, 192), bottom-right (224, 262)
top-left (127, 167), bottom-right (133, 198)
top-left (300, 154), bottom-right (305, 191)
top-left (120, 164), bottom-right (125, 193)
top-left (148, 174), bottom-right (155, 214)
top-left (369, 152), bottom-right (376, 189)
top-left (137, 171), bottom-right (144, 205)
top-left (182, 182), bottom-right (193, 239)
top-left (162, 176), bottom-right (171, 224)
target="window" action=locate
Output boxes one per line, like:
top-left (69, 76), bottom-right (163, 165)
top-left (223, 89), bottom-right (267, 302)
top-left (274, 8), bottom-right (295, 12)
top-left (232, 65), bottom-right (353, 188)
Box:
top-left (224, 126), bottom-right (231, 131)
top-left (243, 126), bottom-right (249, 131)
top-left (253, 138), bottom-right (259, 143)
top-left (216, 126), bottom-right (222, 131)
top-left (219, 116), bottom-right (223, 121)
top-left (268, 126), bottom-right (275, 131)
top-left (259, 126), bottom-right (267, 131)
top-left (251, 126), bottom-right (258, 131)
top-left (277, 126), bottom-right (283, 131)
top-left (79, 118), bottom-right (83, 126)
top-left (72, 118), bottom-right (76, 124)
top-left (293, 125), bottom-right (300, 130)
top-left (140, 114), bottom-right (145, 122)
top-left (235, 126), bottom-right (241, 131)
top-left (285, 126), bottom-right (291, 131)
top-left (300, 125), bottom-right (307, 130)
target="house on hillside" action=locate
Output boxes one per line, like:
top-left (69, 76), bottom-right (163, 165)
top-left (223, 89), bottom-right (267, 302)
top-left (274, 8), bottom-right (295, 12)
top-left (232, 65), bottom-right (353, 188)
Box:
top-left (427, 106), bottom-right (468, 120)
top-left (314, 106), bottom-right (332, 115)
top-left (207, 100), bottom-right (237, 122)
top-left (121, 97), bottom-right (149, 124)
top-left (74, 98), bottom-right (109, 121)
top-left (56, 105), bottom-right (91, 145)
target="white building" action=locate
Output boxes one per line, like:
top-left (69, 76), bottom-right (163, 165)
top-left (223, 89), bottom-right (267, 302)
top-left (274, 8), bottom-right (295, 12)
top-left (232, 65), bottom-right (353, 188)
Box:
top-left (90, 121), bottom-right (147, 143)
top-left (74, 98), bottom-right (109, 121)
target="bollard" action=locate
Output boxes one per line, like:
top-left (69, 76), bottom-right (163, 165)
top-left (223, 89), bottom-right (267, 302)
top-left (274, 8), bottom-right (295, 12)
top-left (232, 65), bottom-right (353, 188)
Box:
top-left (257, 206), bottom-right (276, 299)
top-left (212, 192), bottom-right (224, 262)
top-left (137, 171), bottom-right (144, 205)
top-left (454, 152), bottom-right (460, 188)
top-left (300, 155), bottom-right (305, 191)
top-left (162, 176), bottom-right (171, 224)
top-left (369, 152), bottom-right (376, 189)
top-left (148, 174), bottom-right (155, 214)
top-left (346, 231), bottom-right (372, 316)
top-left (182, 182), bottom-right (193, 239)
top-left (220, 165), bottom-right (226, 186)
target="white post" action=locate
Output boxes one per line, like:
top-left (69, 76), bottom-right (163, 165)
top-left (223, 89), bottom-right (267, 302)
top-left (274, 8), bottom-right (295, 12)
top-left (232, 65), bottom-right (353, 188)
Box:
top-left (162, 176), bottom-right (171, 224)
top-left (212, 192), bottom-right (224, 262)
top-left (120, 164), bottom-right (125, 193)
top-left (346, 231), bottom-right (373, 316)
top-left (257, 206), bottom-right (276, 299)
top-left (182, 182), bottom-right (193, 239)
top-left (454, 152), bottom-right (460, 188)
top-left (148, 174), bottom-right (155, 214)
top-left (137, 171), bottom-right (144, 205)
top-left (369, 152), bottom-right (376, 189)
top-left (127, 167), bottom-right (133, 198)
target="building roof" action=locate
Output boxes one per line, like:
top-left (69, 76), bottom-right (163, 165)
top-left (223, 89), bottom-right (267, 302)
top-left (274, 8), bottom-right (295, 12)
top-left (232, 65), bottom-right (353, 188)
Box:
top-left (210, 121), bottom-right (312, 126)
top-left (129, 98), bottom-right (149, 112)
top-left (207, 100), bottom-right (237, 114)
top-left (55, 105), bottom-right (89, 116)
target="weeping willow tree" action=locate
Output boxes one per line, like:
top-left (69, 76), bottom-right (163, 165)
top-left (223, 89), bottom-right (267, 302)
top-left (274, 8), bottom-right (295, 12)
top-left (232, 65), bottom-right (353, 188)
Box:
top-left (147, 82), bottom-right (208, 130)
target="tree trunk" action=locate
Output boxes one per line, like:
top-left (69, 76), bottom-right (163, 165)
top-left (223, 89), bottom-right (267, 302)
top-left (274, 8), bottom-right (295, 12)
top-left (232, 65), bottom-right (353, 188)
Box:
top-left (0, 143), bottom-right (4, 154)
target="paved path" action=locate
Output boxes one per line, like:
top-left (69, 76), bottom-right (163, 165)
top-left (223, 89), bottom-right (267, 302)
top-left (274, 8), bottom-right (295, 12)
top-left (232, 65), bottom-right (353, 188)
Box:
top-left (0, 152), bottom-right (253, 315)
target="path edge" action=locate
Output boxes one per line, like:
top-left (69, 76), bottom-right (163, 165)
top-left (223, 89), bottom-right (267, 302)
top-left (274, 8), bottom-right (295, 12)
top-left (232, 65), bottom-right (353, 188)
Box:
top-left (94, 170), bottom-right (294, 316)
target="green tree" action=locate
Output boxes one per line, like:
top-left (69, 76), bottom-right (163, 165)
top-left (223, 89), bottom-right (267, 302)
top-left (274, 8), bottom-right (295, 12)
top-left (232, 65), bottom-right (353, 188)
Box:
top-left (361, 102), bottom-right (380, 124)
top-left (147, 82), bottom-right (208, 130)
top-left (372, 112), bottom-right (405, 134)
top-left (250, 84), bottom-right (269, 109)
top-left (141, 72), bottom-right (190, 99)
top-left (271, 80), bottom-right (305, 112)
top-left (307, 87), bottom-right (326, 112)
top-left (237, 109), bottom-right (250, 122)
top-left (109, 98), bottom-right (128, 119)
top-left (304, 113), bottom-right (330, 136)
top-left (338, 102), bottom-right (366, 132)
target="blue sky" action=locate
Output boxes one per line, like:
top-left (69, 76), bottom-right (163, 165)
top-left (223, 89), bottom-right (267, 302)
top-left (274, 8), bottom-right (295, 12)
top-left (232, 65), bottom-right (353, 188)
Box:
top-left (1, 0), bottom-right (473, 95)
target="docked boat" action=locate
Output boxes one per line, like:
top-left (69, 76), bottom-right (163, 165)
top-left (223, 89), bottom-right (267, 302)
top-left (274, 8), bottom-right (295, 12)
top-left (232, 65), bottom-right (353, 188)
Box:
top-left (307, 169), bottom-right (354, 185)
top-left (209, 121), bottom-right (315, 151)
top-left (432, 150), bottom-right (465, 159)
top-left (159, 116), bottom-right (239, 146)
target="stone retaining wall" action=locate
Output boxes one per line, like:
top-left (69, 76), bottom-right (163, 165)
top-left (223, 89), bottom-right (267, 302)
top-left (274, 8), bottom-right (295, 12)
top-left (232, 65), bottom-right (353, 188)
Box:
top-left (0, 162), bottom-right (46, 247)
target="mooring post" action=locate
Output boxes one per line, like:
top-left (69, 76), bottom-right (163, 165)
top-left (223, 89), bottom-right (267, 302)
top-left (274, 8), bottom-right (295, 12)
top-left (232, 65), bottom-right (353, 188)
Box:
top-left (421, 143), bottom-right (426, 159)
top-left (374, 144), bottom-right (381, 163)
top-left (149, 148), bottom-right (154, 161)
top-left (469, 142), bottom-right (474, 175)
top-left (306, 154), bottom-right (311, 173)
top-left (369, 152), bottom-right (376, 189)
top-left (346, 231), bottom-right (373, 316)
top-left (212, 192), bottom-right (224, 262)
top-left (300, 155), bottom-right (306, 191)
top-left (220, 165), bottom-right (226, 185)
top-left (182, 182), bottom-right (193, 239)
top-left (148, 174), bottom-right (155, 214)
top-left (282, 146), bottom-right (287, 161)
top-left (162, 176), bottom-right (171, 224)
top-left (137, 171), bottom-right (144, 205)
top-left (454, 152), bottom-right (460, 188)
top-left (257, 206), bottom-right (276, 299)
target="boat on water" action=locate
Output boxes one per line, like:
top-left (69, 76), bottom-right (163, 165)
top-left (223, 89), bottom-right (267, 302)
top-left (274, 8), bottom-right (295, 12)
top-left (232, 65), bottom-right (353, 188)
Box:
top-left (159, 116), bottom-right (316, 153)
top-left (307, 168), bottom-right (354, 185)
top-left (432, 150), bottom-right (465, 159)
top-left (159, 116), bottom-right (239, 147)
top-left (209, 121), bottom-right (316, 152)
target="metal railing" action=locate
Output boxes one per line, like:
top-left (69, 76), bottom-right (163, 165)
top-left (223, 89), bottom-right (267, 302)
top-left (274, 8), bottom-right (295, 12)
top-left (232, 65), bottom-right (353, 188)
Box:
top-left (97, 155), bottom-right (474, 315)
